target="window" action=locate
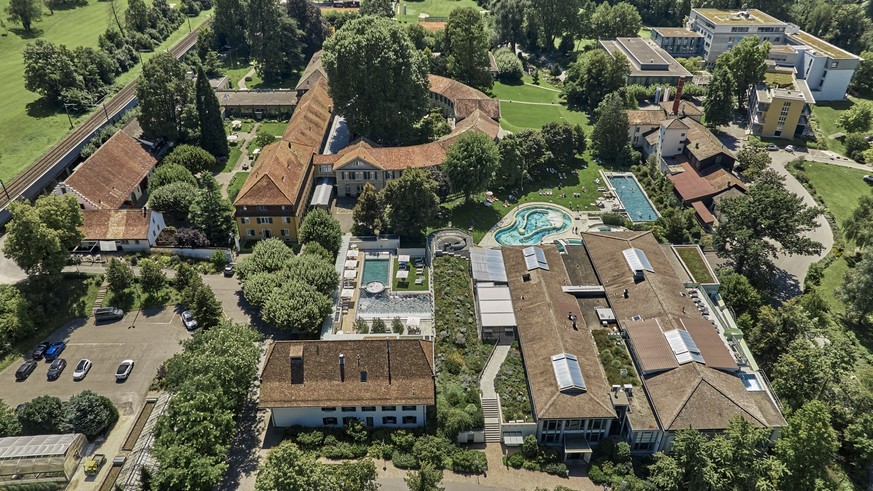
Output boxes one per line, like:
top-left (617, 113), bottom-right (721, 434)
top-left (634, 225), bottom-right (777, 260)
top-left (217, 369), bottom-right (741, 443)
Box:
top-left (241, 217), bottom-right (250, 224)
top-left (342, 407), bottom-right (356, 412)
top-left (320, 165), bottom-right (332, 173)
top-left (382, 406), bottom-right (396, 412)
top-left (545, 420), bottom-right (560, 431)
top-left (322, 407), bottom-right (337, 412)
top-left (590, 419), bottom-right (603, 430)
top-left (343, 417), bottom-right (358, 426)
top-left (341, 172), bottom-right (346, 180)
top-left (361, 371), bottom-right (368, 382)
top-left (349, 172), bottom-right (356, 180)
top-left (635, 127), bottom-right (640, 133)
top-left (361, 406), bottom-right (376, 412)
top-left (565, 420), bottom-right (581, 431)
top-left (257, 206), bottom-right (267, 211)
top-left (382, 416), bottom-right (397, 424)
top-left (633, 431), bottom-right (658, 451)
top-left (256, 217), bottom-right (273, 224)
top-left (323, 417), bottom-right (338, 425)
top-left (363, 171), bottom-right (372, 180)
top-left (402, 416), bottom-right (417, 425)
top-left (282, 217), bottom-right (291, 224)
top-left (830, 61), bottom-right (838, 68)
top-left (246, 229), bottom-right (255, 237)
top-left (281, 229), bottom-right (290, 237)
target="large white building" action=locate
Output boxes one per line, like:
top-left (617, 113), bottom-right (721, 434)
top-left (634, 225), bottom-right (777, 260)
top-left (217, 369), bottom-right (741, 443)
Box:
top-left (259, 339), bottom-right (435, 429)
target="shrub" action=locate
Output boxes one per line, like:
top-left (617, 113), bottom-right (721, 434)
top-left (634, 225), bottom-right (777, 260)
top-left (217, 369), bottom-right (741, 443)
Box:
top-left (451, 449), bottom-right (488, 474)
top-left (543, 462), bottom-right (568, 477)
top-left (522, 459), bottom-right (540, 471)
top-left (522, 434), bottom-right (539, 458)
top-left (391, 429), bottom-right (416, 452)
top-left (323, 441), bottom-right (368, 459)
top-left (295, 430), bottom-right (324, 451)
top-left (392, 451), bottom-right (420, 469)
top-left (494, 47), bottom-right (523, 81)
top-left (601, 212), bottom-right (625, 226)
top-left (412, 435), bottom-right (453, 469)
top-left (504, 452), bottom-right (525, 468)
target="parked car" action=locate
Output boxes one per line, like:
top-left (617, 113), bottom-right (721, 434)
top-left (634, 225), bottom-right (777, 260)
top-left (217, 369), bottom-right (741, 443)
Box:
top-left (94, 307), bottom-right (125, 322)
top-left (47, 358), bottom-right (67, 380)
top-left (31, 342), bottom-right (51, 360)
top-left (864, 175), bottom-right (873, 183)
top-left (44, 342), bottom-right (66, 361)
top-left (181, 310), bottom-right (199, 331)
top-left (765, 144), bottom-right (779, 151)
top-left (224, 262), bottom-right (235, 277)
top-left (785, 145), bottom-right (795, 153)
top-left (15, 361), bottom-right (38, 381)
top-left (115, 360), bottom-right (134, 381)
top-left (73, 359), bottom-right (93, 381)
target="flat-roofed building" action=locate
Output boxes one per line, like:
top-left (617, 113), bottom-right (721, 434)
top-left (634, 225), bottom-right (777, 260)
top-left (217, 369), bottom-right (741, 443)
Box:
top-left (749, 71), bottom-right (815, 138)
top-left (600, 38), bottom-right (692, 86)
top-left (782, 28), bottom-right (862, 101)
top-left (502, 246), bottom-right (617, 462)
top-left (687, 8), bottom-right (787, 64)
top-left (650, 28), bottom-right (704, 57)
top-left (260, 339), bottom-right (435, 428)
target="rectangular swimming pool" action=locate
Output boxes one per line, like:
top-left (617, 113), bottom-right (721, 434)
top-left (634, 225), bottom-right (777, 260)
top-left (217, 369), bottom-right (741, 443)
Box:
top-left (362, 258), bottom-right (390, 285)
top-left (607, 175), bottom-right (659, 222)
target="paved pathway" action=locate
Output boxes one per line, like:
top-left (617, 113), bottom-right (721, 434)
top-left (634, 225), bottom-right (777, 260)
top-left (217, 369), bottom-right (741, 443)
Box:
top-left (237, 68), bottom-right (257, 89)
top-left (217, 122), bottom-right (259, 198)
top-left (523, 82), bottom-right (561, 92)
top-left (479, 344), bottom-right (511, 400)
top-left (499, 100), bottom-right (562, 106)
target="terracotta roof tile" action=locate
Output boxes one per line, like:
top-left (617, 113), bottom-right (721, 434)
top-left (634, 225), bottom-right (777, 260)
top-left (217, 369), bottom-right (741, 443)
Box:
top-left (283, 78), bottom-right (333, 149)
top-left (63, 132), bottom-right (157, 209)
top-left (683, 117), bottom-right (734, 162)
top-left (81, 209), bottom-right (154, 240)
top-left (428, 74), bottom-right (500, 120)
top-left (627, 109), bottom-right (667, 125)
top-left (259, 339), bottom-right (435, 408)
top-left (659, 100), bottom-right (703, 117)
top-left (233, 141), bottom-right (314, 208)
top-left (295, 50), bottom-right (327, 92)
top-left (669, 162), bottom-right (745, 202)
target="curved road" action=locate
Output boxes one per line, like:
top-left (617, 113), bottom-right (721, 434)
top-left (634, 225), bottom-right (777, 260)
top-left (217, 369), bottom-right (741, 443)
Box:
top-left (0, 25), bottom-right (205, 214)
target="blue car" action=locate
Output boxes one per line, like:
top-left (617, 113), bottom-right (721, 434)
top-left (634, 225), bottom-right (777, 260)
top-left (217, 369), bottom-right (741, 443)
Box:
top-left (44, 342), bottom-right (66, 361)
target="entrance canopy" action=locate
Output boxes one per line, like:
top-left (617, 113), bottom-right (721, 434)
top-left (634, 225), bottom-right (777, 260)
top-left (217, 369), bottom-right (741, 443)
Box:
top-left (564, 436), bottom-right (593, 455)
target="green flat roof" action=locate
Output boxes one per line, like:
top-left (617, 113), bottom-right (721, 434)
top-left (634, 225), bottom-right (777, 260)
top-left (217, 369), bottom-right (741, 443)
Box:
top-left (693, 8), bottom-right (784, 26)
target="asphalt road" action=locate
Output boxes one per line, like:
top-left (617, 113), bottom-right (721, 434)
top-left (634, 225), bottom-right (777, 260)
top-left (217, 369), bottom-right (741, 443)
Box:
top-left (0, 308), bottom-right (189, 415)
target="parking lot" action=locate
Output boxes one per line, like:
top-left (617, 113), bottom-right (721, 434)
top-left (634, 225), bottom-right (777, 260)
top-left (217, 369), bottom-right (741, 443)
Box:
top-left (0, 307), bottom-right (189, 416)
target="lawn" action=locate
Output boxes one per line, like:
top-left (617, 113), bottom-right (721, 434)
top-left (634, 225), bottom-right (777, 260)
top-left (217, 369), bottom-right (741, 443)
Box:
top-left (228, 171), bottom-right (250, 202)
top-left (0, 274), bottom-right (102, 372)
top-left (491, 78), bottom-right (561, 105)
top-left (222, 145), bottom-right (242, 173)
top-left (258, 121), bottom-right (290, 137)
top-left (391, 257), bottom-right (429, 291)
top-left (675, 246), bottom-right (716, 283)
top-left (801, 162), bottom-right (873, 227)
top-left (819, 257), bottom-right (848, 311)
top-left (499, 103), bottom-right (590, 133)
top-left (394, 0), bottom-right (479, 23)
top-left (812, 95), bottom-right (873, 157)
top-left (0, 2), bottom-right (213, 181)
top-left (431, 153), bottom-right (604, 242)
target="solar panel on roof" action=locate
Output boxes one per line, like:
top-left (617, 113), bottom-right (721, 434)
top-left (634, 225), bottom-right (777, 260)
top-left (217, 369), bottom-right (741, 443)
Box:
top-left (522, 246), bottom-right (536, 257)
top-left (623, 248), bottom-right (654, 274)
top-left (551, 353), bottom-right (586, 392)
top-left (664, 329), bottom-right (704, 364)
top-left (523, 247), bottom-right (549, 271)
top-left (470, 248), bottom-right (508, 282)
top-left (534, 247), bottom-right (549, 270)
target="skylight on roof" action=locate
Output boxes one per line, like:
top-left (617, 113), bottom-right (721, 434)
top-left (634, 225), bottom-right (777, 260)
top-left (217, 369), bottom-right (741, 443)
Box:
top-left (551, 353), bottom-right (586, 392)
top-left (623, 248), bottom-right (654, 274)
top-left (664, 329), bottom-right (704, 365)
top-left (523, 247), bottom-right (549, 271)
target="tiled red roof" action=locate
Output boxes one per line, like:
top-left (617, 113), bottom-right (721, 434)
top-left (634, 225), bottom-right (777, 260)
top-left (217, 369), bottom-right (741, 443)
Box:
top-left (81, 209), bottom-right (153, 240)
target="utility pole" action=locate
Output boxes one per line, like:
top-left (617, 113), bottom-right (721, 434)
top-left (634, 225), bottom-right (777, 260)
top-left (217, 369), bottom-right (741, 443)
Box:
top-left (63, 103), bottom-right (75, 129)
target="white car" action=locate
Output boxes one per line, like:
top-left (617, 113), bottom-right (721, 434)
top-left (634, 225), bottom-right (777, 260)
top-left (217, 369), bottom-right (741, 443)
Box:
top-left (863, 175), bottom-right (873, 183)
top-left (182, 310), bottom-right (199, 331)
top-left (784, 145), bottom-right (795, 153)
top-left (765, 144), bottom-right (779, 151)
top-left (72, 359), bottom-right (92, 381)
top-left (116, 360), bottom-right (134, 381)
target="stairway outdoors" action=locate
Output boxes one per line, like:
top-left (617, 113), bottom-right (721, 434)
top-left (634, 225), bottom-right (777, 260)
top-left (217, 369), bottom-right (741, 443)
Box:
top-left (93, 278), bottom-right (109, 311)
top-left (479, 342), bottom-right (512, 443)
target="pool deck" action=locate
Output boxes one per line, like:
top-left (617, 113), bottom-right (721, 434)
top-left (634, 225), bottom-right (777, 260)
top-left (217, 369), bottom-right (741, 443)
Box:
top-left (479, 202), bottom-right (606, 247)
top-left (601, 171), bottom-right (661, 223)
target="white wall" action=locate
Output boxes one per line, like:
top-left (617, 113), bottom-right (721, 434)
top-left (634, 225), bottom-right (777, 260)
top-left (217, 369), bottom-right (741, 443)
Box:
top-left (816, 69), bottom-right (854, 101)
top-left (659, 125), bottom-right (686, 158)
top-left (270, 404), bottom-right (428, 428)
top-left (147, 211), bottom-right (166, 247)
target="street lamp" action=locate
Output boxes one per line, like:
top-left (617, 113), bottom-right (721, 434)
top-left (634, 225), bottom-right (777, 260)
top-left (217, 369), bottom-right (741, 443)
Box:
top-left (62, 103), bottom-right (76, 129)
top-left (0, 179), bottom-right (10, 202)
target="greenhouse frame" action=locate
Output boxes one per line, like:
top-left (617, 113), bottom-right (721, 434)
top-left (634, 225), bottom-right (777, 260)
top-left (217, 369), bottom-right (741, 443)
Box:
top-left (0, 433), bottom-right (86, 484)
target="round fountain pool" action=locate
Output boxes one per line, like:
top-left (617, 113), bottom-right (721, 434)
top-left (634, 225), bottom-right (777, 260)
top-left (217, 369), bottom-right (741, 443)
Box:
top-left (494, 205), bottom-right (573, 246)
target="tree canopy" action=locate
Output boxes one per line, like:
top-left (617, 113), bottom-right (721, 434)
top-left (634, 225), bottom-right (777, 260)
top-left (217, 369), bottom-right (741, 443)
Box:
top-left (322, 16), bottom-right (430, 145)
top-left (722, 37), bottom-right (770, 109)
top-left (382, 169), bottom-right (440, 237)
top-left (441, 132), bottom-right (499, 202)
top-left (591, 93), bottom-right (634, 167)
top-left (195, 65), bottom-right (230, 158)
top-left (3, 195), bottom-right (83, 280)
top-left (137, 53), bottom-right (197, 142)
top-left (837, 248), bottom-right (873, 324)
top-left (563, 49), bottom-right (629, 111)
top-left (445, 7), bottom-right (492, 90)
top-left (188, 175), bottom-right (235, 246)
top-left (245, 0), bottom-right (303, 81)
top-left (148, 163), bottom-right (198, 192)
top-left (5, 0), bottom-right (42, 32)
top-left (844, 195), bottom-right (873, 250)
top-left (262, 280), bottom-right (332, 332)
top-left (299, 209), bottom-right (342, 258)
top-left (704, 64), bottom-right (734, 128)
top-left (162, 144), bottom-right (217, 175)
top-left (352, 182), bottom-right (383, 235)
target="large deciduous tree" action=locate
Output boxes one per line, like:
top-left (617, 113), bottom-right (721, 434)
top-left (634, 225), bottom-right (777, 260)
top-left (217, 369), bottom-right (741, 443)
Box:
top-left (591, 93), bottom-right (634, 166)
top-left (6, 0), bottom-right (42, 32)
top-left (17, 395), bottom-right (65, 435)
top-left (851, 52), bottom-right (873, 96)
top-left (527, 0), bottom-right (583, 51)
top-left (445, 7), bottom-right (492, 90)
top-left (262, 280), bottom-right (331, 332)
top-left (837, 248), bottom-right (873, 324)
top-left (195, 65), bottom-right (229, 158)
top-left (188, 174), bottom-right (235, 246)
top-left (255, 442), bottom-right (338, 491)
top-left (322, 16), bottom-right (430, 145)
top-left (298, 208), bottom-right (342, 258)
top-left (0, 400), bottom-right (21, 437)
top-left (724, 37), bottom-right (770, 109)
top-left (495, 133), bottom-right (526, 190)
top-left (844, 195), bottom-right (873, 250)
top-left (704, 64), bottom-right (734, 128)
top-left (359, 0), bottom-right (392, 18)
top-left (245, 0), bottom-right (303, 82)
top-left (352, 182), bottom-right (383, 235)
top-left (235, 237), bottom-right (294, 280)
top-left (286, 0), bottom-right (327, 58)
top-left (712, 169), bottom-right (823, 287)
top-left (775, 400), bottom-right (838, 490)
top-left (214, 0), bottom-right (246, 48)
top-left (162, 144), bottom-right (217, 175)
top-left (590, 1), bottom-right (642, 39)
top-left (106, 258), bottom-right (135, 296)
top-left (150, 181), bottom-right (199, 220)
top-left (22, 40), bottom-right (82, 104)
top-left (382, 168), bottom-right (440, 237)
top-left (493, 0), bottom-right (527, 52)
top-left (735, 147), bottom-right (770, 180)
top-left (137, 53), bottom-right (197, 142)
top-left (148, 163), bottom-right (197, 193)
top-left (541, 122), bottom-right (585, 166)
top-left (441, 132), bottom-right (499, 202)
top-left (404, 463), bottom-right (444, 491)
top-left (563, 49), bottom-right (629, 111)
top-left (838, 101), bottom-right (873, 134)
top-left (63, 390), bottom-right (119, 440)
top-left (4, 195), bottom-right (82, 280)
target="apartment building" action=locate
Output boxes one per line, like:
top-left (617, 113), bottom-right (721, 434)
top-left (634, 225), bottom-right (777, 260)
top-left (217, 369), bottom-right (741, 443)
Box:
top-left (650, 28), bottom-right (704, 57)
top-left (779, 28), bottom-right (862, 101)
top-left (686, 8), bottom-right (786, 64)
top-left (749, 70), bottom-right (815, 138)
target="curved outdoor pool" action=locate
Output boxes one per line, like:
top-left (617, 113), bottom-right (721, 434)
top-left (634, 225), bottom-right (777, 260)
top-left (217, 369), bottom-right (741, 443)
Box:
top-left (495, 206), bottom-right (573, 246)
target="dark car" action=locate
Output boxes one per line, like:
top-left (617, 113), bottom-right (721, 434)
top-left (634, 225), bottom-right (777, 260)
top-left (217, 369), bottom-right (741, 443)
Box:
top-left (16, 361), bottom-right (37, 381)
top-left (47, 358), bottom-right (67, 380)
top-left (44, 342), bottom-right (66, 361)
top-left (31, 342), bottom-right (51, 360)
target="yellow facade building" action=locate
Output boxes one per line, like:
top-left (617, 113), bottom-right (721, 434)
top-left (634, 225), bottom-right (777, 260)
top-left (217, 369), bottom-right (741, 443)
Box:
top-left (749, 73), bottom-right (815, 139)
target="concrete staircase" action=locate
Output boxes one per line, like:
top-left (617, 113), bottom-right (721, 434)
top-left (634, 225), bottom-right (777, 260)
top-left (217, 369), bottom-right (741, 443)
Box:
top-left (482, 398), bottom-right (502, 442)
top-left (93, 278), bottom-right (109, 311)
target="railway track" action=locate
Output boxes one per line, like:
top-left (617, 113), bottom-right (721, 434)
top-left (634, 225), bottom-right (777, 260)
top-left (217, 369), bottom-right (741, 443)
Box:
top-left (0, 24), bottom-right (205, 212)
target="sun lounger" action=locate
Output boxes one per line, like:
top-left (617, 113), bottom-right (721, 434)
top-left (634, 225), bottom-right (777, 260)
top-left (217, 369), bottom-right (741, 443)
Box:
top-left (415, 278), bottom-right (424, 285)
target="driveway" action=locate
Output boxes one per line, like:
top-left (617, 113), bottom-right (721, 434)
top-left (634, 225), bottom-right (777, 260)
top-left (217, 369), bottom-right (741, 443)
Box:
top-left (0, 307), bottom-right (188, 413)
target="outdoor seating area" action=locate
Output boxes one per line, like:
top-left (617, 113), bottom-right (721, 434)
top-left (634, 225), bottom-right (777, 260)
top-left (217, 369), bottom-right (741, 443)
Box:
top-left (395, 255), bottom-right (428, 291)
top-left (340, 248), bottom-right (360, 320)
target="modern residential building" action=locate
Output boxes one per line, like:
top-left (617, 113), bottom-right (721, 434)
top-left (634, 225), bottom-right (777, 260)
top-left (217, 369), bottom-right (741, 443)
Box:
top-left (79, 209), bottom-right (166, 253)
top-left (53, 131), bottom-right (157, 210)
top-left (259, 339), bottom-right (435, 429)
top-left (0, 434), bottom-right (86, 485)
top-left (749, 68), bottom-right (815, 138)
top-left (650, 28), bottom-right (704, 57)
top-left (600, 38), bottom-right (692, 86)
top-left (650, 8), bottom-right (861, 100)
top-left (233, 77), bottom-right (334, 242)
top-left (686, 8), bottom-right (787, 64)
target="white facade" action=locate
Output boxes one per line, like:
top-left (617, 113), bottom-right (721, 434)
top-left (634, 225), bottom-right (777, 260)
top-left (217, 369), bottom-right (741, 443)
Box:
top-left (688, 9), bottom-right (787, 64)
top-left (790, 45), bottom-right (860, 101)
top-left (270, 404), bottom-right (428, 428)
top-left (629, 123), bottom-right (660, 148)
top-left (657, 121), bottom-right (687, 159)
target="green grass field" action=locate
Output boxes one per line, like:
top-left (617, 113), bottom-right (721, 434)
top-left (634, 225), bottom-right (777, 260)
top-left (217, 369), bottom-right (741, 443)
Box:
top-left (258, 121), bottom-right (289, 137)
top-left (0, 2), bottom-right (212, 181)
top-left (394, 0), bottom-right (479, 23)
top-left (812, 95), bottom-right (873, 158)
top-left (802, 162), bottom-right (873, 226)
top-left (490, 75), bottom-right (590, 132)
top-left (228, 171), bottom-right (250, 202)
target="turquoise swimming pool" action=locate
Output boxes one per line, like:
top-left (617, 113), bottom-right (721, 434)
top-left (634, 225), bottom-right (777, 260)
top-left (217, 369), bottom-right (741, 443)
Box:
top-left (495, 206), bottom-right (573, 246)
top-left (607, 175), bottom-right (659, 222)
top-left (362, 258), bottom-right (389, 285)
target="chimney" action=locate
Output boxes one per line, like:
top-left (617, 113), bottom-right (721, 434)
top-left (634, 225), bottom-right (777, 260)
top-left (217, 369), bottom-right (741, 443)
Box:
top-left (290, 344), bottom-right (304, 384)
top-left (623, 384), bottom-right (634, 397)
top-left (339, 353), bottom-right (345, 382)
top-left (671, 77), bottom-right (685, 116)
